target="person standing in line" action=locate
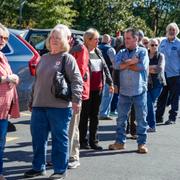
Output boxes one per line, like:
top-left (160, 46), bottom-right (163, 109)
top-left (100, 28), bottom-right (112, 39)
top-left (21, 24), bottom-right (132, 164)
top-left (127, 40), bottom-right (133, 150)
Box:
top-left (147, 38), bottom-right (165, 132)
top-left (68, 35), bottom-right (90, 169)
top-left (0, 23), bottom-right (20, 180)
top-left (109, 28), bottom-right (149, 153)
top-left (98, 34), bottom-right (116, 120)
top-left (79, 28), bottom-right (114, 150)
top-left (24, 25), bottom-right (83, 180)
top-left (156, 22), bottom-right (180, 125)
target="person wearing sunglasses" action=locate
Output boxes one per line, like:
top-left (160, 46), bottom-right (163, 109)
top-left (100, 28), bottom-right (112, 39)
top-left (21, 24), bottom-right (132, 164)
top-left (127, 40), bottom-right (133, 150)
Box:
top-left (156, 22), bottom-right (180, 125)
top-left (0, 23), bottom-right (20, 180)
top-left (146, 39), bottom-right (166, 132)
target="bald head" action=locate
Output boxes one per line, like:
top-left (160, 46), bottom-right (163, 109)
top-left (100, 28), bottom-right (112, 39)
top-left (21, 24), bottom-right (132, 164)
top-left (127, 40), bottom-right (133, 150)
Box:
top-left (102, 34), bottom-right (111, 44)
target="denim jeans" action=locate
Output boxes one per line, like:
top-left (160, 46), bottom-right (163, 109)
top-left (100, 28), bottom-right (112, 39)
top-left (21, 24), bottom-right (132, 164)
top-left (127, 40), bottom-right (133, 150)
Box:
top-left (31, 107), bottom-right (72, 174)
top-left (0, 119), bottom-right (8, 174)
top-left (99, 83), bottom-right (113, 117)
top-left (147, 86), bottom-right (162, 128)
top-left (111, 93), bottom-right (119, 112)
top-left (116, 92), bottom-right (148, 145)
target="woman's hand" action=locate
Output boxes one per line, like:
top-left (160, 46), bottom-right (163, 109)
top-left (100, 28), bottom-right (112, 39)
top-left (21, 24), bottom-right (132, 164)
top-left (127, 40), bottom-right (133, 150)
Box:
top-left (72, 102), bottom-right (81, 114)
top-left (109, 85), bottom-right (114, 93)
top-left (7, 74), bottom-right (19, 84)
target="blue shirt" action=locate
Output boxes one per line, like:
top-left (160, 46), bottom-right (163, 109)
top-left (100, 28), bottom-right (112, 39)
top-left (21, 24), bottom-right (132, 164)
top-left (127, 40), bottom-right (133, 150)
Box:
top-left (159, 37), bottom-right (180, 78)
top-left (115, 46), bottom-right (149, 96)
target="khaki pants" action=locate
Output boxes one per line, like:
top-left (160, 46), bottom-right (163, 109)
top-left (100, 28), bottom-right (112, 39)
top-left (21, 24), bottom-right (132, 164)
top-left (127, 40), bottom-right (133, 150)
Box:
top-left (69, 106), bottom-right (81, 161)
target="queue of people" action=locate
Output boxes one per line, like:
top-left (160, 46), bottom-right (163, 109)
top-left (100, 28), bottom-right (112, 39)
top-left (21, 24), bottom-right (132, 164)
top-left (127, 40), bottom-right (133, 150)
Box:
top-left (0, 22), bottom-right (180, 180)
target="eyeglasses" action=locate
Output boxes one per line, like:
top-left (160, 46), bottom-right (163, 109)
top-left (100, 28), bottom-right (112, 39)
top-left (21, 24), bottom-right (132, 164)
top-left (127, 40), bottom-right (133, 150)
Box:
top-left (143, 42), bottom-right (149, 44)
top-left (150, 44), bottom-right (158, 47)
top-left (0, 35), bottom-right (8, 41)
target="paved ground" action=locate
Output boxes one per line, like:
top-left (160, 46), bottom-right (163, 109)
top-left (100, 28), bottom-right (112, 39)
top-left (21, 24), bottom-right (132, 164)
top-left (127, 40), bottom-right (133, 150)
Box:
top-left (4, 109), bottom-right (180, 180)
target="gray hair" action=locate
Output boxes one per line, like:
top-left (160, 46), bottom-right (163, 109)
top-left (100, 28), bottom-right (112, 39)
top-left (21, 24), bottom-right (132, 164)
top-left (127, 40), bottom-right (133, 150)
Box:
top-left (102, 34), bottom-right (111, 43)
top-left (0, 23), bottom-right (9, 39)
top-left (83, 28), bottom-right (99, 47)
top-left (46, 25), bottom-right (70, 52)
top-left (166, 22), bottom-right (179, 36)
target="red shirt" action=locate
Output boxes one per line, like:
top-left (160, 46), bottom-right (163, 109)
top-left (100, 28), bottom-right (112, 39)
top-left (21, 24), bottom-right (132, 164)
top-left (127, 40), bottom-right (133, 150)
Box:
top-left (89, 52), bottom-right (103, 91)
top-left (0, 52), bottom-right (20, 119)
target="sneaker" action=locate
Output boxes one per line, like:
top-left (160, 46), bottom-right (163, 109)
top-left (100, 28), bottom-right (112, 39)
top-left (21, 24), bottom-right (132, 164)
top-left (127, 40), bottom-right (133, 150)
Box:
top-left (68, 160), bottom-right (80, 169)
top-left (49, 173), bottom-right (66, 180)
top-left (137, 144), bottom-right (148, 154)
top-left (24, 169), bottom-right (46, 178)
top-left (0, 175), bottom-right (6, 180)
top-left (109, 143), bottom-right (125, 150)
top-left (99, 116), bottom-right (113, 120)
top-left (147, 127), bottom-right (156, 133)
top-left (80, 143), bottom-right (90, 149)
top-left (164, 120), bottom-right (176, 125)
top-left (90, 143), bottom-right (103, 150)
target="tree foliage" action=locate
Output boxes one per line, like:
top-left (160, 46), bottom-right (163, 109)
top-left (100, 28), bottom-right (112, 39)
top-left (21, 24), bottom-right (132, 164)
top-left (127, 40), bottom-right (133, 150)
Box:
top-left (73, 0), bottom-right (153, 36)
top-left (0, 0), bottom-right (179, 37)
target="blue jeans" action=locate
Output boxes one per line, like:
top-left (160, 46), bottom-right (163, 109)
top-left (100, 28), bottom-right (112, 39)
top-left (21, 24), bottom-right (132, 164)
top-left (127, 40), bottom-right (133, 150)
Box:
top-left (0, 119), bottom-right (8, 174)
top-left (99, 83), bottom-right (113, 117)
top-left (31, 107), bottom-right (72, 174)
top-left (116, 92), bottom-right (148, 145)
top-left (147, 86), bottom-right (162, 128)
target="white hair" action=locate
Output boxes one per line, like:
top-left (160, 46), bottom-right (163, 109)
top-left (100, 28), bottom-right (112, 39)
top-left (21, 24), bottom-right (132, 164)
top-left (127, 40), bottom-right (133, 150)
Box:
top-left (166, 22), bottom-right (179, 36)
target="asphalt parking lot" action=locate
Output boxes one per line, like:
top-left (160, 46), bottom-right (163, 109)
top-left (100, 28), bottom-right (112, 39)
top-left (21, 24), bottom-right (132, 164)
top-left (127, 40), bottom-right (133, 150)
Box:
top-left (4, 109), bottom-right (180, 180)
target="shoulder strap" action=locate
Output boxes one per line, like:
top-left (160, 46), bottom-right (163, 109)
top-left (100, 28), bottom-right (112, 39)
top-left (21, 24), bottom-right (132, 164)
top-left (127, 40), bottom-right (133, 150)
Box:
top-left (61, 55), bottom-right (66, 74)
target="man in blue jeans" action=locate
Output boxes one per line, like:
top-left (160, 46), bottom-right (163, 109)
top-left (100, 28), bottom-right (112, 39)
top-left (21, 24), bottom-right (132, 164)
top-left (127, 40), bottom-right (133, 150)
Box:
top-left (98, 34), bottom-right (116, 120)
top-left (109, 28), bottom-right (149, 153)
top-left (156, 22), bottom-right (180, 125)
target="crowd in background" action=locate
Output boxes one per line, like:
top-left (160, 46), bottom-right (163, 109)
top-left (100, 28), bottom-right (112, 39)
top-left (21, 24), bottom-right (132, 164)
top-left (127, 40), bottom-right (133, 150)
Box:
top-left (0, 22), bottom-right (180, 180)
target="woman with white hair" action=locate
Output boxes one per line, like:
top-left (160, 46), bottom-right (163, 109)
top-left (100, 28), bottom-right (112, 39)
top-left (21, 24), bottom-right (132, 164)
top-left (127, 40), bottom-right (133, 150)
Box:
top-left (24, 25), bottom-right (83, 179)
top-left (156, 22), bottom-right (180, 125)
top-left (0, 23), bottom-right (20, 180)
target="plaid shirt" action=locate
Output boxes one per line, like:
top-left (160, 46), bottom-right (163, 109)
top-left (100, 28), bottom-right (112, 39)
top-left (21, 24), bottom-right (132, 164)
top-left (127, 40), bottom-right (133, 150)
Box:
top-left (0, 52), bottom-right (20, 119)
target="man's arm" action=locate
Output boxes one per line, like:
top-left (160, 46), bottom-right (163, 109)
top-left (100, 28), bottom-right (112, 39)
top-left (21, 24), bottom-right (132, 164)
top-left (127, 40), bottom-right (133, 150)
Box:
top-left (120, 57), bottom-right (139, 70)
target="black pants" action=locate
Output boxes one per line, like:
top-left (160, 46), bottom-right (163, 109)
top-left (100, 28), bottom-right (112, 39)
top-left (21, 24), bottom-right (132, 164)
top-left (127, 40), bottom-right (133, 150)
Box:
top-left (156, 76), bottom-right (180, 122)
top-left (79, 90), bottom-right (102, 145)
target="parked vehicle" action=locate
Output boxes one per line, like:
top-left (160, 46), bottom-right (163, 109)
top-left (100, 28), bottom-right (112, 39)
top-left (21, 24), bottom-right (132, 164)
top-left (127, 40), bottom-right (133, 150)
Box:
top-left (20, 28), bottom-right (84, 55)
top-left (2, 31), bottom-right (40, 111)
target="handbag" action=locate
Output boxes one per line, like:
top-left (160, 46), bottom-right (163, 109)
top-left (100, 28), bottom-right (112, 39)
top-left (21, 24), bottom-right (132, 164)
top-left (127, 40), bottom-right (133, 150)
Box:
top-left (51, 55), bottom-right (72, 101)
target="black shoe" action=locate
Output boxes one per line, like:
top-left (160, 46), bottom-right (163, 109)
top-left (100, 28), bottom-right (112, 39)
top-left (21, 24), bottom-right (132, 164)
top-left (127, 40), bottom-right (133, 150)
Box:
top-left (80, 143), bottom-right (90, 149)
top-left (164, 120), bottom-right (176, 125)
top-left (156, 117), bottom-right (164, 123)
top-left (90, 144), bottom-right (103, 151)
top-left (24, 169), bottom-right (46, 178)
top-left (7, 121), bottom-right (16, 132)
top-left (46, 161), bottom-right (53, 166)
top-left (99, 116), bottom-right (113, 120)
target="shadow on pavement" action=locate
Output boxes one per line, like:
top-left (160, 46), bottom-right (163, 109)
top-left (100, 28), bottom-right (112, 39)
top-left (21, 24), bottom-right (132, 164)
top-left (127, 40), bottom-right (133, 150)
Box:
top-left (80, 149), bottom-right (137, 158)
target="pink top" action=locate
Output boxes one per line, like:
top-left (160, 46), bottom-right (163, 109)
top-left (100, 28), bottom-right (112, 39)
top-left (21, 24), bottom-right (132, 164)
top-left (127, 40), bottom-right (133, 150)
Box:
top-left (0, 52), bottom-right (20, 119)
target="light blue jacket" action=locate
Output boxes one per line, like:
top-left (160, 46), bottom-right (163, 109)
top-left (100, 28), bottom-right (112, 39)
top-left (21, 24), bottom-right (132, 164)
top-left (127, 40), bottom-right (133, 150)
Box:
top-left (159, 37), bottom-right (180, 78)
top-left (115, 46), bottom-right (149, 96)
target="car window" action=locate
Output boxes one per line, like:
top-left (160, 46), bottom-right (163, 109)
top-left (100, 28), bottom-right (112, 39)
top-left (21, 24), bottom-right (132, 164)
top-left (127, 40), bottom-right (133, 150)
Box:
top-left (29, 33), bottom-right (48, 49)
top-left (1, 44), bottom-right (11, 54)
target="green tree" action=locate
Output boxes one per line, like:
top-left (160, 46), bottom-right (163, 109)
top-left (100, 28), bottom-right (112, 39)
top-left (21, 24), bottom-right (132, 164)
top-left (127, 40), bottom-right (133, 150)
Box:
top-left (73, 0), bottom-right (153, 36)
top-left (133, 0), bottom-right (180, 36)
top-left (23, 0), bottom-right (78, 28)
top-left (0, 0), bottom-right (19, 27)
